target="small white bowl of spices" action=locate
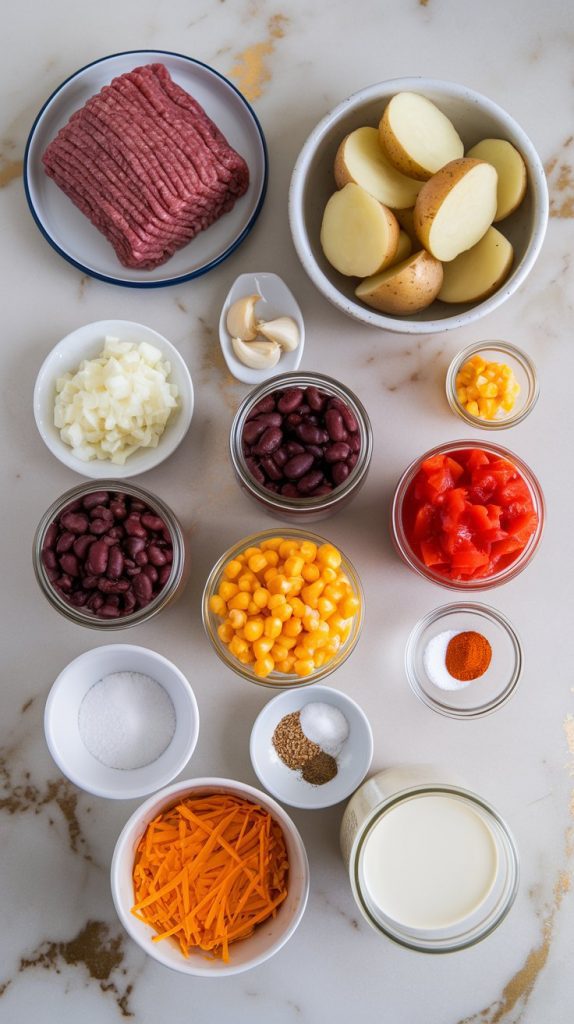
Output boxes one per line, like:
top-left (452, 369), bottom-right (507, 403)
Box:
top-left (250, 684), bottom-right (373, 809)
top-left (44, 644), bottom-right (199, 799)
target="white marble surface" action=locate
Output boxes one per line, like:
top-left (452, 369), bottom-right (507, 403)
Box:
top-left (1, 1), bottom-right (573, 1021)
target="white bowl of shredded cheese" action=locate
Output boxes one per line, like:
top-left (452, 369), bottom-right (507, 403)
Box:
top-left (33, 319), bottom-right (193, 477)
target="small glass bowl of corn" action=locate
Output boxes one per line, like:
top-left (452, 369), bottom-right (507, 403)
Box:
top-left (445, 341), bottom-right (539, 429)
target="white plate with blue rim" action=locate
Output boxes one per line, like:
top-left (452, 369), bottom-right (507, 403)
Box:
top-left (24, 50), bottom-right (268, 288)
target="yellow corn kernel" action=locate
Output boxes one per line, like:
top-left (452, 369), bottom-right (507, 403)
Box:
top-left (321, 567), bottom-right (338, 584)
top-left (275, 602), bottom-right (293, 623)
top-left (252, 588), bottom-right (269, 609)
top-left (302, 611), bottom-right (320, 632)
top-left (264, 616), bottom-right (283, 639)
top-left (301, 562), bottom-right (320, 583)
top-left (299, 540), bottom-right (317, 562)
top-left (323, 583), bottom-right (344, 604)
top-left (279, 634), bottom-right (297, 650)
top-left (253, 637), bottom-right (273, 659)
top-left (339, 594), bottom-right (360, 618)
top-left (275, 657), bottom-right (296, 674)
top-left (228, 591), bottom-right (250, 611)
top-left (329, 613), bottom-right (350, 636)
top-left (268, 593), bottom-right (286, 609)
top-left (229, 634), bottom-right (248, 657)
top-left (317, 543), bottom-right (342, 569)
top-left (237, 573), bottom-right (256, 592)
top-left (282, 616), bottom-right (303, 638)
top-left (254, 655), bottom-right (275, 678)
top-left (268, 574), bottom-right (290, 595)
top-left (283, 555), bottom-right (304, 577)
top-left (271, 643), bottom-right (289, 662)
top-left (217, 622), bottom-right (234, 644)
top-left (247, 601), bottom-right (259, 615)
top-left (243, 546), bottom-right (262, 561)
top-left (278, 540), bottom-right (298, 559)
top-left (263, 566), bottom-right (278, 583)
top-left (324, 635), bottom-right (342, 657)
top-left (244, 618), bottom-right (264, 642)
top-left (218, 580), bottom-right (238, 602)
top-left (263, 549), bottom-right (279, 567)
top-left (224, 559), bottom-right (243, 580)
top-left (260, 537), bottom-right (283, 551)
top-left (301, 580), bottom-right (325, 607)
top-left (317, 596), bottom-right (337, 619)
top-left (290, 597), bottom-right (306, 618)
top-left (313, 650), bottom-right (328, 668)
top-left (228, 608), bottom-right (247, 630)
top-left (286, 576), bottom-right (304, 595)
top-left (209, 594), bottom-right (226, 616)
top-left (294, 658), bottom-right (314, 677)
top-left (247, 552), bottom-right (267, 574)
top-left (236, 648), bottom-right (254, 665)
top-left (294, 642), bottom-right (311, 659)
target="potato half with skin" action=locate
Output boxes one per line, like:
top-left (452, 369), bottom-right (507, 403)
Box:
top-left (466, 138), bottom-right (527, 221)
top-left (355, 249), bottom-right (443, 315)
top-left (414, 158), bottom-right (498, 262)
top-left (391, 229), bottom-right (413, 266)
top-left (438, 226), bottom-right (514, 303)
top-left (379, 92), bottom-right (464, 181)
top-left (395, 207), bottom-right (418, 246)
top-left (320, 182), bottom-right (399, 277)
top-left (334, 127), bottom-right (422, 209)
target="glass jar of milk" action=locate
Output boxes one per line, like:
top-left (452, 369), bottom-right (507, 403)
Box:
top-left (340, 766), bottom-right (519, 952)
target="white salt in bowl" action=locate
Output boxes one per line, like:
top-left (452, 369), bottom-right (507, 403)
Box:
top-left (250, 684), bottom-right (373, 809)
top-left (44, 644), bottom-right (199, 799)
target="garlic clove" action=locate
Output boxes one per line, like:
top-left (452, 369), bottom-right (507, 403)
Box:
top-left (257, 316), bottom-right (300, 351)
top-left (231, 337), bottom-right (282, 370)
top-left (226, 294), bottom-right (261, 341)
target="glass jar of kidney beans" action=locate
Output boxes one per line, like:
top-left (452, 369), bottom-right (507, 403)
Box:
top-left (33, 481), bottom-right (186, 628)
top-left (230, 372), bottom-right (373, 521)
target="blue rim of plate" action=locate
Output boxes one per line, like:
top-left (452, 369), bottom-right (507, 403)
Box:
top-left (23, 49), bottom-right (269, 289)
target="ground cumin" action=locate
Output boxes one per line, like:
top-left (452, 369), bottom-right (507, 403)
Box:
top-left (445, 631), bottom-right (492, 681)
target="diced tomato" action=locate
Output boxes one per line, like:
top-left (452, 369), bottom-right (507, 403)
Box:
top-left (420, 539), bottom-right (445, 567)
top-left (466, 449), bottom-right (491, 472)
top-left (413, 504), bottom-right (435, 541)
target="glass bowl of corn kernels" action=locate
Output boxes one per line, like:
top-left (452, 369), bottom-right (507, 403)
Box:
top-left (445, 341), bottom-right (539, 429)
top-left (201, 529), bottom-right (364, 688)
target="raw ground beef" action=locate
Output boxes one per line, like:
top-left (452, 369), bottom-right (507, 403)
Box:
top-left (42, 63), bottom-right (250, 270)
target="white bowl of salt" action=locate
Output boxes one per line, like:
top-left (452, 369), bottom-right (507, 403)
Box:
top-left (44, 645), bottom-right (199, 799)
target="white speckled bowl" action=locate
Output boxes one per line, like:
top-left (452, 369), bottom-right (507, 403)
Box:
top-left (289, 78), bottom-right (548, 334)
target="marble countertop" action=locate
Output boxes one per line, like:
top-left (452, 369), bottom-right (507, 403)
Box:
top-left (1, 1), bottom-right (573, 1021)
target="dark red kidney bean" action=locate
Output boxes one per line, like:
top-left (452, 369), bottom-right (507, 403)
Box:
top-left (281, 483), bottom-right (300, 497)
top-left (89, 518), bottom-right (109, 535)
top-left (90, 505), bottom-right (113, 522)
top-left (126, 565), bottom-right (142, 577)
top-left (59, 553), bottom-right (79, 577)
top-left (99, 603), bottom-right (121, 618)
top-left (129, 499), bottom-right (147, 512)
top-left (349, 432), bottom-right (361, 453)
top-left (248, 395), bottom-right (276, 418)
top-left (298, 404), bottom-right (311, 416)
top-left (161, 526), bottom-right (172, 544)
top-left (107, 526), bottom-right (125, 541)
top-left (123, 591), bottom-right (137, 614)
top-left (125, 536), bottom-right (146, 558)
top-left (60, 511), bottom-right (89, 534)
top-left (135, 550), bottom-right (149, 567)
top-left (243, 419), bottom-right (268, 446)
top-left (141, 514), bottom-right (165, 533)
top-left (285, 412), bottom-right (302, 429)
top-left (42, 548), bottom-right (58, 570)
top-left (46, 565), bottom-right (60, 583)
top-left (295, 422), bottom-right (324, 445)
top-left (99, 578), bottom-right (130, 594)
top-left (332, 461), bottom-right (350, 486)
top-left (272, 447), bottom-right (288, 467)
top-left (255, 412), bottom-right (282, 429)
top-left (56, 531), bottom-right (76, 554)
top-left (133, 573), bottom-right (153, 605)
top-left (43, 522), bottom-right (58, 550)
top-left (284, 452), bottom-right (314, 479)
top-left (87, 539), bottom-right (109, 575)
top-left (163, 547), bottom-right (173, 564)
top-left (325, 442), bottom-right (351, 463)
top-left (260, 457), bottom-right (283, 482)
top-left (110, 499), bottom-right (127, 520)
top-left (148, 545), bottom-right (167, 567)
top-left (158, 565), bottom-right (172, 586)
top-left (277, 388), bottom-right (304, 413)
top-left (348, 452), bottom-right (359, 469)
top-left (310, 483), bottom-right (334, 496)
top-left (143, 564), bottom-right (159, 584)
top-left (86, 593), bottom-right (104, 612)
top-left (245, 457), bottom-right (265, 484)
top-left (297, 470), bottom-right (324, 495)
top-left (106, 546), bottom-right (124, 579)
top-left (264, 481), bottom-right (280, 493)
top-left (82, 575), bottom-right (100, 589)
top-left (306, 386), bottom-right (326, 411)
top-left (306, 444), bottom-right (324, 459)
top-left (325, 408), bottom-right (345, 442)
top-left (124, 514), bottom-right (147, 538)
top-left (328, 396), bottom-right (359, 433)
top-left (284, 441), bottom-right (305, 457)
top-left (73, 534), bottom-right (96, 558)
top-left (81, 491), bottom-right (109, 510)
top-left (69, 590), bottom-right (89, 607)
top-left (56, 574), bottom-right (73, 592)
top-left (253, 427), bottom-right (282, 456)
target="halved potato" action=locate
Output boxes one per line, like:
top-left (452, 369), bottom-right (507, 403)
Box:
top-left (320, 182), bottom-right (399, 277)
top-left (379, 92), bottom-right (464, 181)
top-left (414, 158), bottom-right (498, 261)
top-left (355, 249), bottom-right (443, 315)
top-left (334, 126), bottom-right (422, 209)
top-left (466, 138), bottom-right (527, 220)
top-left (395, 207), bottom-right (418, 246)
top-left (438, 226), bottom-right (514, 303)
top-left (391, 229), bottom-right (413, 265)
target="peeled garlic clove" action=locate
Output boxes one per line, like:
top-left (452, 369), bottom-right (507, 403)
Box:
top-left (257, 316), bottom-right (300, 351)
top-left (231, 337), bottom-right (282, 370)
top-left (226, 294), bottom-right (261, 341)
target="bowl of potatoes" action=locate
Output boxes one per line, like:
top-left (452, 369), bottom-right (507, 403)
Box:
top-left (289, 78), bottom-right (548, 334)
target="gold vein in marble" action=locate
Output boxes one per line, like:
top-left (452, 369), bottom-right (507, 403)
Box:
top-left (0, 156), bottom-right (23, 188)
top-left (0, 753), bottom-right (90, 859)
top-left (545, 137), bottom-right (574, 218)
top-left (229, 13), bottom-right (289, 101)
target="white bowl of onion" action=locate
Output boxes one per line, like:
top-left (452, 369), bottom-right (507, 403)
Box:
top-left (33, 319), bottom-right (193, 478)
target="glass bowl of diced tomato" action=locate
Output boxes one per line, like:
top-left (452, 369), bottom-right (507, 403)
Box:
top-left (391, 441), bottom-right (544, 589)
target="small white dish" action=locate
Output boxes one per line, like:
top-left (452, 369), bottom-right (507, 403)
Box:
top-left (111, 777), bottom-right (309, 975)
top-left (24, 50), bottom-right (268, 288)
top-left (219, 272), bottom-right (305, 384)
top-left (250, 684), bottom-right (373, 809)
top-left (33, 318), bottom-right (193, 478)
top-left (44, 644), bottom-right (199, 800)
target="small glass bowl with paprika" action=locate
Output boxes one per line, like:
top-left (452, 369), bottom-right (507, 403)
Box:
top-left (405, 603), bottom-right (523, 719)
top-left (390, 439), bottom-right (545, 591)
top-left (33, 480), bottom-right (186, 629)
top-left (445, 340), bottom-right (539, 430)
top-left (229, 371), bottom-right (373, 522)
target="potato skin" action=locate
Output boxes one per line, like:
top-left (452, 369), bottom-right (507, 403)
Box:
top-left (379, 108), bottom-right (432, 181)
top-left (413, 158), bottom-right (487, 251)
top-left (355, 249), bottom-right (444, 315)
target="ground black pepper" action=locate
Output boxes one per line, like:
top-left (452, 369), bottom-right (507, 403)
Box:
top-left (301, 751), bottom-right (338, 786)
